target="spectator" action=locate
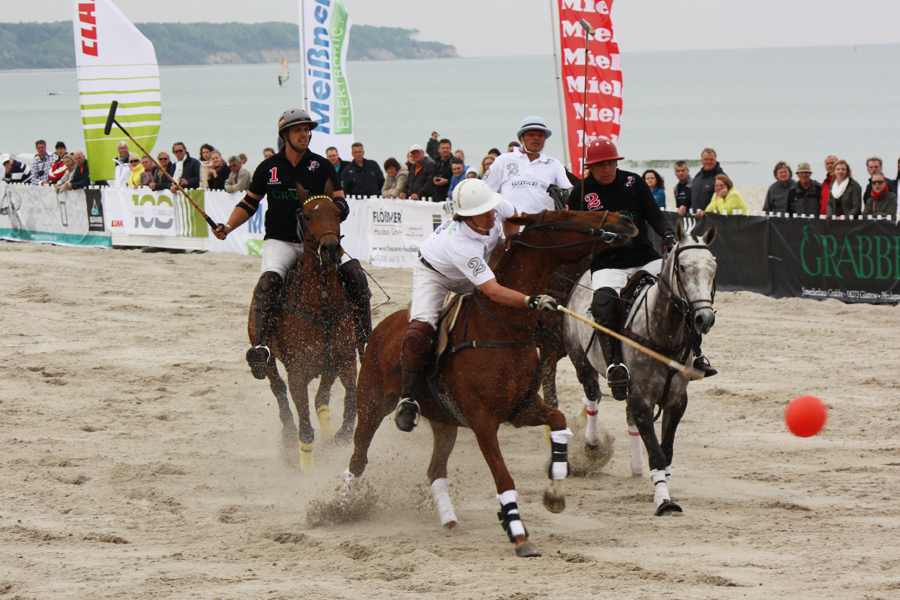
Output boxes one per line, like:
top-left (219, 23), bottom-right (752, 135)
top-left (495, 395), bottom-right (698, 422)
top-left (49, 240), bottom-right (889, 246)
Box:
top-left (762, 161), bottom-right (795, 214)
top-left (507, 141), bottom-right (521, 153)
top-left (381, 157), bottom-right (408, 198)
top-left (170, 142), bottom-right (201, 192)
top-left (819, 155), bottom-right (837, 215)
top-left (262, 147), bottom-right (275, 160)
top-left (862, 174), bottom-right (897, 220)
top-left (224, 155), bottom-right (251, 192)
top-left (673, 161), bottom-right (693, 215)
top-left (113, 141), bottom-right (131, 188)
top-left (896, 157), bottom-right (900, 181)
top-left (480, 155), bottom-right (495, 177)
top-left (326, 146), bottom-right (350, 177)
top-left (31, 139), bottom-right (54, 185)
top-left (341, 142), bottom-right (385, 197)
top-left (238, 153), bottom-right (248, 165)
top-left (139, 155), bottom-right (155, 187)
top-left (690, 148), bottom-right (725, 213)
top-left (126, 153), bottom-right (144, 188)
top-left (54, 154), bottom-right (76, 193)
top-left (465, 166), bottom-right (479, 179)
top-left (152, 151), bottom-right (175, 191)
top-left (863, 156), bottom-right (898, 201)
top-left (448, 157), bottom-right (466, 194)
top-left (198, 143), bottom-right (215, 189)
top-left (64, 151), bottom-right (91, 190)
top-left (425, 131), bottom-right (440, 161)
top-left (787, 163), bottom-right (822, 216)
top-left (2, 154), bottom-right (32, 184)
top-left (54, 142), bottom-right (67, 159)
top-left (453, 149), bottom-right (466, 164)
top-left (642, 169), bottom-right (666, 209)
top-left (705, 174), bottom-right (748, 215)
top-left (826, 160), bottom-right (862, 217)
top-left (401, 144), bottom-right (436, 200)
top-left (487, 148), bottom-right (501, 158)
top-left (206, 150), bottom-right (228, 190)
top-left (48, 145), bottom-right (70, 185)
top-left (432, 138), bottom-right (454, 200)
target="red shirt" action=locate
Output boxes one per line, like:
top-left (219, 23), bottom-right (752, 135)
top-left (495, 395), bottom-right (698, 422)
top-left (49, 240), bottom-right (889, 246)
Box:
top-left (819, 173), bottom-right (833, 215)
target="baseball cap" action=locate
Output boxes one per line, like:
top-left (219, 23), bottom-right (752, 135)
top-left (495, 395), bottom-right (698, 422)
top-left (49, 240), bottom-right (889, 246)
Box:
top-left (0, 153), bottom-right (10, 165)
top-left (796, 162), bottom-right (812, 174)
top-left (410, 144), bottom-right (425, 152)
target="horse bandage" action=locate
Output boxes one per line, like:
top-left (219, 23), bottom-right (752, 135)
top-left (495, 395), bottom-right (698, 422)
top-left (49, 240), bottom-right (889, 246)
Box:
top-left (497, 490), bottom-right (526, 541)
top-left (549, 428), bottom-right (572, 480)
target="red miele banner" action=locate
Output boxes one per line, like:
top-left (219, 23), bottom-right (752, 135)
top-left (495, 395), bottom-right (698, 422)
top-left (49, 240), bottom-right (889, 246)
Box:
top-left (556, 0), bottom-right (622, 172)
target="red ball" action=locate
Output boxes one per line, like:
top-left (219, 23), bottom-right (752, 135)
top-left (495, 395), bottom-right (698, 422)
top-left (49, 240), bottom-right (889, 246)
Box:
top-left (785, 395), bottom-right (828, 437)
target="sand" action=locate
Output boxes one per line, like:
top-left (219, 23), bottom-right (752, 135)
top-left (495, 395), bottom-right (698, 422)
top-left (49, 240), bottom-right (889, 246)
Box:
top-left (1, 239), bottom-right (899, 600)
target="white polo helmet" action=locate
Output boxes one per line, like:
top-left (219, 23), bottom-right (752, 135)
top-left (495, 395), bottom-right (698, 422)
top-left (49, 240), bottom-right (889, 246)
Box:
top-left (453, 179), bottom-right (503, 217)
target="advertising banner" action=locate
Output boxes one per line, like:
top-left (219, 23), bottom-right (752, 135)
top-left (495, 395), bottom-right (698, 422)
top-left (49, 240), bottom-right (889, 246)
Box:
top-left (106, 188), bottom-right (207, 237)
top-left (206, 191), bottom-right (267, 257)
top-left (299, 0), bottom-right (355, 159)
top-left (72, 0), bottom-right (161, 182)
top-left (366, 198), bottom-right (451, 269)
top-left (556, 0), bottom-right (623, 172)
top-left (0, 183), bottom-right (110, 246)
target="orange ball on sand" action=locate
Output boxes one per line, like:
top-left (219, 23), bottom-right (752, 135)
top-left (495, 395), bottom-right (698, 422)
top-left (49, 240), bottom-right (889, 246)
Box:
top-left (785, 395), bottom-right (828, 438)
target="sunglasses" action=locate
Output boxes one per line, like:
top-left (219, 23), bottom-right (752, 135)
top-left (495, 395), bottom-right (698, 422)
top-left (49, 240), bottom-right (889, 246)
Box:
top-left (130, 159), bottom-right (140, 164)
top-left (873, 180), bottom-right (886, 185)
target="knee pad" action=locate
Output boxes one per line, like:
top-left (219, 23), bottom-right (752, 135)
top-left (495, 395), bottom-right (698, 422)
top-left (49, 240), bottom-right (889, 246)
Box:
top-left (339, 259), bottom-right (372, 301)
top-left (591, 287), bottom-right (620, 326)
top-left (253, 272), bottom-right (283, 310)
top-left (401, 321), bottom-right (435, 372)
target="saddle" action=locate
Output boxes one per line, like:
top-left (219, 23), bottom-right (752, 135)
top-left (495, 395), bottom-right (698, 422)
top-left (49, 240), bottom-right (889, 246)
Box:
top-left (619, 270), bottom-right (656, 325)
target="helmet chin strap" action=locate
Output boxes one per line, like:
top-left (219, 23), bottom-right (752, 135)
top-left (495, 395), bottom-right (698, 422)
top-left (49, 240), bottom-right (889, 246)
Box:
top-left (466, 217), bottom-right (491, 233)
top-left (519, 136), bottom-right (542, 156)
top-left (287, 136), bottom-right (310, 155)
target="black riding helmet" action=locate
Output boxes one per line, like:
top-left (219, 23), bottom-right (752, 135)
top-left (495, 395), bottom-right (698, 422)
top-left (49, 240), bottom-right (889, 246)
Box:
top-left (278, 108), bottom-right (318, 138)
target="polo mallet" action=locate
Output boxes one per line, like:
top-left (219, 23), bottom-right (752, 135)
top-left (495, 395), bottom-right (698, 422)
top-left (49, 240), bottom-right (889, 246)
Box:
top-left (104, 100), bottom-right (219, 230)
top-left (557, 305), bottom-right (706, 380)
top-left (579, 18), bottom-right (594, 176)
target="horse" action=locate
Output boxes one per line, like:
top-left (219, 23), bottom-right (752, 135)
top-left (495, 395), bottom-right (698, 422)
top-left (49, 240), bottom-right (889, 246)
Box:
top-left (563, 218), bottom-right (717, 515)
top-left (339, 209), bottom-right (638, 557)
top-left (257, 196), bottom-right (359, 472)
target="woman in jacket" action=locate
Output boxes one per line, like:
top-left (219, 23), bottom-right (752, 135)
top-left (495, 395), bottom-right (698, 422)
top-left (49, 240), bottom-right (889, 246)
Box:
top-left (862, 174), bottom-right (897, 220)
top-left (140, 155), bottom-right (155, 188)
top-left (54, 154), bottom-right (75, 193)
top-left (762, 161), bottom-right (795, 214)
top-left (642, 169), bottom-right (666, 209)
top-left (127, 153), bottom-right (145, 189)
top-left (705, 174), bottom-right (749, 215)
top-left (826, 160), bottom-right (862, 217)
top-left (382, 157), bottom-right (408, 198)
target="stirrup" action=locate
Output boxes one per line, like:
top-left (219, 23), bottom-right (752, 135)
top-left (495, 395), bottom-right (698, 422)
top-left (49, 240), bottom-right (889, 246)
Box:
top-left (606, 363), bottom-right (630, 401)
top-left (394, 398), bottom-right (420, 432)
top-left (246, 345), bottom-right (270, 380)
top-left (693, 354), bottom-right (718, 378)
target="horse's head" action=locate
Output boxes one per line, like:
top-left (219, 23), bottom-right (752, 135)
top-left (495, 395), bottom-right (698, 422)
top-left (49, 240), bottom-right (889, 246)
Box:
top-left (663, 219), bottom-right (718, 335)
top-left (297, 195), bottom-right (342, 266)
top-left (506, 209), bottom-right (638, 264)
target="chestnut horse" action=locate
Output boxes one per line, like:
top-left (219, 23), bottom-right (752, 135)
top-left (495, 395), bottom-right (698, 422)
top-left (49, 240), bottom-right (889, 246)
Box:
top-left (339, 210), bottom-right (637, 557)
top-left (257, 196), bottom-right (357, 471)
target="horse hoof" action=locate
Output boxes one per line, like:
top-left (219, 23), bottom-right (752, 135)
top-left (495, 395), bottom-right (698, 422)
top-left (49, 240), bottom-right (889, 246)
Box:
top-left (542, 489), bottom-right (566, 514)
top-left (655, 499), bottom-right (683, 516)
top-left (584, 442), bottom-right (600, 455)
top-left (515, 542), bottom-right (542, 558)
top-left (334, 426), bottom-right (354, 444)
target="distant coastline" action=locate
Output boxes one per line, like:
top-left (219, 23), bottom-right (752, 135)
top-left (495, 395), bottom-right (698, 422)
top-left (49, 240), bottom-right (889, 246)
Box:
top-left (0, 22), bottom-right (459, 69)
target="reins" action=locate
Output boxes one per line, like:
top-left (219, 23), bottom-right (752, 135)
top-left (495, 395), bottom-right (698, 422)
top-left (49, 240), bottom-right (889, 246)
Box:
top-left (505, 210), bottom-right (626, 265)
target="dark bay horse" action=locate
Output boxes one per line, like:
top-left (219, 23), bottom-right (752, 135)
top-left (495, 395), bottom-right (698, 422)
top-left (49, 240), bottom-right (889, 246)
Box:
top-left (256, 196), bottom-right (358, 472)
top-left (564, 219), bottom-right (717, 515)
top-left (339, 210), bottom-right (637, 557)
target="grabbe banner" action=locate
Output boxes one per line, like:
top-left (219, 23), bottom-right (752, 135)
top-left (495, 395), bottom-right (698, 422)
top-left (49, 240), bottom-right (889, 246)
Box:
top-left (556, 0), bottom-right (622, 172)
top-left (105, 188), bottom-right (207, 237)
top-left (0, 182), bottom-right (110, 247)
top-left (366, 198), bottom-right (451, 269)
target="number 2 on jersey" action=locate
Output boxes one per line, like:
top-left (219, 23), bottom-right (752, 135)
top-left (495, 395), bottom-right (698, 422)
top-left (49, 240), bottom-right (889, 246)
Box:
top-left (468, 257), bottom-right (485, 277)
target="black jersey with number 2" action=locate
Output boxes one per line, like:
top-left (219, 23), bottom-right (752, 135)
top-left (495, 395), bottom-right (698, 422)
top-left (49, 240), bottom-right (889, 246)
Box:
top-left (246, 149), bottom-right (342, 243)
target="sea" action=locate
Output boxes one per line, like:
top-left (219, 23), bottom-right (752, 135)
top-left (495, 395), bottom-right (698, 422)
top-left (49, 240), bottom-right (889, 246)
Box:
top-left (2, 44), bottom-right (900, 185)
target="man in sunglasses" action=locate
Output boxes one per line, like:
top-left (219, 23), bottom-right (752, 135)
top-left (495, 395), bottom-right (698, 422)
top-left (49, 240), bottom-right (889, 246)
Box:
top-left (863, 175), bottom-right (897, 220)
top-left (168, 142), bottom-right (201, 193)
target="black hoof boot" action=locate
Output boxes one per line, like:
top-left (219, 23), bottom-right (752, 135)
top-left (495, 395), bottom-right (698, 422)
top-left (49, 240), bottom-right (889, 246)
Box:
top-left (693, 354), bottom-right (718, 378)
top-left (246, 345), bottom-right (270, 380)
top-left (606, 363), bottom-right (630, 401)
top-left (394, 399), bottom-right (420, 432)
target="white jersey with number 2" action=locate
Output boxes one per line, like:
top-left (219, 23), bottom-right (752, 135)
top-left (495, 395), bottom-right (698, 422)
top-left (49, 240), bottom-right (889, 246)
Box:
top-left (482, 148), bottom-right (571, 216)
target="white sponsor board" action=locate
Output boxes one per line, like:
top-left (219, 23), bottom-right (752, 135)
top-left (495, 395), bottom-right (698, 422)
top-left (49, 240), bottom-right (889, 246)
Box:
top-left (0, 182), bottom-right (110, 247)
top-left (205, 191), bottom-right (267, 257)
top-left (366, 198), bottom-right (452, 268)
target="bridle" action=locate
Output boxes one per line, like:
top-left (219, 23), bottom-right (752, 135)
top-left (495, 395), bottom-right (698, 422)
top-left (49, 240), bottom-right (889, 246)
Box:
top-left (657, 242), bottom-right (716, 318)
top-left (296, 195), bottom-right (341, 265)
top-left (505, 210), bottom-right (630, 265)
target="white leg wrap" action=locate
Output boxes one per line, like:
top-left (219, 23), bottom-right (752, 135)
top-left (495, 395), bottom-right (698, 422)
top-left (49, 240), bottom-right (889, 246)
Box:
top-left (651, 469), bottom-right (670, 507)
top-left (665, 464), bottom-right (672, 485)
top-left (628, 425), bottom-right (644, 476)
top-left (497, 490), bottom-right (526, 538)
top-left (339, 469), bottom-right (358, 506)
top-left (550, 428), bottom-right (572, 480)
top-left (430, 478), bottom-right (457, 527)
top-left (582, 397), bottom-right (601, 446)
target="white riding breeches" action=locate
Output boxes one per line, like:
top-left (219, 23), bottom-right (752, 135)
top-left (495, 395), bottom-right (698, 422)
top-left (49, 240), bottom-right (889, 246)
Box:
top-left (408, 261), bottom-right (475, 328)
top-left (591, 258), bottom-right (663, 295)
top-left (260, 239), bottom-right (305, 278)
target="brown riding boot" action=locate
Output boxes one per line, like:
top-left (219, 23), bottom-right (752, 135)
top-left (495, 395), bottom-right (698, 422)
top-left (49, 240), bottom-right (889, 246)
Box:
top-left (591, 286), bottom-right (629, 400)
top-left (338, 259), bottom-right (373, 360)
top-left (395, 321), bottom-right (434, 432)
top-left (246, 271), bottom-right (283, 380)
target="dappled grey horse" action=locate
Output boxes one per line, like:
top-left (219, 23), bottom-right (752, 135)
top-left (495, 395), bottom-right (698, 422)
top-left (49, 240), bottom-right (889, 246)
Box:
top-left (564, 219), bottom-right (717, 515)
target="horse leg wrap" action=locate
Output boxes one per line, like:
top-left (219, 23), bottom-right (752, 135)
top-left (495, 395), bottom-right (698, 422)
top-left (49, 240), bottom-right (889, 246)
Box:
top-left (651, 469), bottom-right (670, 507)
top-left (666, 464), bottom-right (672, 485)
top-left (339, 468), bottom-right (358, 506)
top-left (548, 428), bottom-right (573, 480)
top-left (299, 440), bottom-right (315, 472)
top-left (497, 490), bottom-right (527, 542)
top-left (430, 478), bottom-right (458, 527)
top-left (628, 425), bottom-right (644, 476)
top-left (316, 405), bottom-right (335, 439)
top-left (583, 397), bottom-right (601, 446)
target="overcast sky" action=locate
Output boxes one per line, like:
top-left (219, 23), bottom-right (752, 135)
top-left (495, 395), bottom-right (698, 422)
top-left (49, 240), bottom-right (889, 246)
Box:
top-left (7, 0), bottom-right (900, 55)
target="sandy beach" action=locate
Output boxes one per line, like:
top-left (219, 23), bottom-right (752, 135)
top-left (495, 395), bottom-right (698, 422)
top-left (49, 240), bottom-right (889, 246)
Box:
top-left (2, 237), bottom-right (899, 599)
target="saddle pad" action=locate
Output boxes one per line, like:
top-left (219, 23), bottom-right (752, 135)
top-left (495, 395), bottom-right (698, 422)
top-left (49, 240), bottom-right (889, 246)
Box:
top-left (435, 292), bottom-right (469, 360)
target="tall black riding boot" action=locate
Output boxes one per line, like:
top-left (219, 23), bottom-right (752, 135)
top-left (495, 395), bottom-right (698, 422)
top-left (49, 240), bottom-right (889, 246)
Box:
top-left (247, 271), bottom-right (283, 380)
top-left (395, 321), bottom-right (434, 432)
top-left (692, 335), bottom-right (718, 377)
top-left (338, 259), bottom-right (373, 361)
top-left (591, 286), bottom-right (630, 400)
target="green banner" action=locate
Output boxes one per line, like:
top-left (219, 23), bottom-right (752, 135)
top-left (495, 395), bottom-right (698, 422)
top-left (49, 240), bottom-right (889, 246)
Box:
top-left (330, 2), bottom-right (352, 135)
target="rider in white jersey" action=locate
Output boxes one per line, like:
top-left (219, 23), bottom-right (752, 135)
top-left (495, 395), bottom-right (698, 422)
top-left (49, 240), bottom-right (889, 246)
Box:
top-left (394, 179), bottom-right (560, 432)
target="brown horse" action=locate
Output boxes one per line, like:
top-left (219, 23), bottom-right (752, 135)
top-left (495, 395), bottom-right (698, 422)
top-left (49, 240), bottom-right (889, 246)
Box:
top-left (339, 209), bottom-right (637, 557)
top-left (255, 196), bottom-right (358, 471)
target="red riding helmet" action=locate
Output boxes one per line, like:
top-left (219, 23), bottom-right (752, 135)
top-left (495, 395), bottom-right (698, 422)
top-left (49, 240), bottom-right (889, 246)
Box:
top-left (584, 137), bottom-right (624, 165)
